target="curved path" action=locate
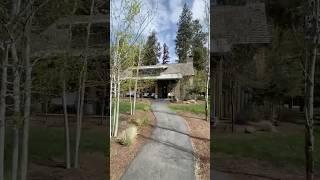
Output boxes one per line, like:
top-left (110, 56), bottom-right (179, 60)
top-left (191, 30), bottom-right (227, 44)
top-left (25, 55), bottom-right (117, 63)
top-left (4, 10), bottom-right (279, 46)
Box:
top-left (121, 100), bottom-right (196, 180)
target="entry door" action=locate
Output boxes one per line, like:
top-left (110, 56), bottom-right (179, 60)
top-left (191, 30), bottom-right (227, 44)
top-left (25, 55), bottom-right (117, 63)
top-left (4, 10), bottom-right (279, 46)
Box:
top-left (159, 81), bottom-right (168, 98)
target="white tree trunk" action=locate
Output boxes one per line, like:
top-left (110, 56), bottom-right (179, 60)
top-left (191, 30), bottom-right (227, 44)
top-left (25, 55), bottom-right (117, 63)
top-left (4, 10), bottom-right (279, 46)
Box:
top-left (114, 74), bottom-right (121, 137)
top-left (112, 75), bottom-right (117, 136)
top-left (11, 43), bottom-right (21, 180)
top-left (133, 47), bottom-right (142, 115)
top-left (74, 0), bottom-right (95, 168)
top-left (305, 43), bottom-right (317, 180)
top-left (21, 19), bottom-right (32, 180)
top-left (0, 44), bottom-right (9, 180)
top-left (305, 1), bottom-right (319, 179)
top-left (110, 74), bottom-right (113, 137)
top-left (62, 77), bottom-right (71, 169)
top-left (129, 79), bottom-right (133, 115)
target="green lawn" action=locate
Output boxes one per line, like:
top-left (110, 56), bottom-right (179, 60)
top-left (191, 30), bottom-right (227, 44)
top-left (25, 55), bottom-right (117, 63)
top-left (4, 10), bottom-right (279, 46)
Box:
top-left (118, 99), bottom-right (150, 113)
top-left (212, 128), bottom-right (320, 170)
top-left (169, 103), bottom-right (207, 115)
top-left (4, 126), bottom-right (106, 179)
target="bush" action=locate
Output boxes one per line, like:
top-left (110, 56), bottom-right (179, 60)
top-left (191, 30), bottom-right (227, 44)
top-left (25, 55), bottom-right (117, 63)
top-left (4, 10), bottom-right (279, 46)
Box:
top-left (142, 116), bottom-right (149, 126)
top-left (143, 106), bottom-right (150, 111)
top-left (117, 126), bottom-right (138, 146)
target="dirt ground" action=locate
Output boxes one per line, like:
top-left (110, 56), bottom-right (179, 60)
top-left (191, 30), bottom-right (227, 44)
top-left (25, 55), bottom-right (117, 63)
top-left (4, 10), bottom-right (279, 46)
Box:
top-left (28, 152), bottom-right (106, 180)
top-left (110, 110), bottom-right (155, 180)
top-left (178, 112), bottom-right (210, 180)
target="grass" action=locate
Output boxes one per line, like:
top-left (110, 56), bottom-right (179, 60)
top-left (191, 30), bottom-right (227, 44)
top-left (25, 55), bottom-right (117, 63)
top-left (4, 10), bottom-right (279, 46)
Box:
top-left (212, 128), bottom-right (320, 171)
top-left (169, 103), bottom-right (207, 115)
top-left (118, 99), bottom-right (151, 113)
top-left (4, 126), bottom-right (106, 179)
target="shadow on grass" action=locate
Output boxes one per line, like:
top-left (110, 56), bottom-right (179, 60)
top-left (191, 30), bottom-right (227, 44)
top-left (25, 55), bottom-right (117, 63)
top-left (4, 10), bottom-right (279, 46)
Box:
top-left (138, 134), bottom-right (209, 162)
top-left (149, 124), bottom-right (210, 142)
top-left (212, 167), bottom-right (282, 180)
top-left (152, 110), bottom-right (206, 121)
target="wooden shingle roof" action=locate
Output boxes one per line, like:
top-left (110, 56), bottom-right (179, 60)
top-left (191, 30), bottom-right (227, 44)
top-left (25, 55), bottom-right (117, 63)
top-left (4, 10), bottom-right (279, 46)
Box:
top-left (212, 3), bottom-right (271, 53)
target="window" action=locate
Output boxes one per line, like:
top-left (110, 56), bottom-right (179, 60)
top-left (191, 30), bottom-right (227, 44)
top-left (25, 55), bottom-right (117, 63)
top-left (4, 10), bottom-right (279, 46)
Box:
top-left (89, 23), bottom-right (107, 48)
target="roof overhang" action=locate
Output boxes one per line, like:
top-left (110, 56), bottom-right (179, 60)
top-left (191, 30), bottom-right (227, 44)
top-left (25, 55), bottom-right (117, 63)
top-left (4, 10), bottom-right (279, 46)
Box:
top-left (121, 73), bottom-right (183, 80)
top-left (130, 65), bottom-right (168, 70)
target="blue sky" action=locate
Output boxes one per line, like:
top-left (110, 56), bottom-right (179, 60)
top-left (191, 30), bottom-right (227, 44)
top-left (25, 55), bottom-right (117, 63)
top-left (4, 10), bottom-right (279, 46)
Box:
top-left (111, 0), bottom-right (208, 64)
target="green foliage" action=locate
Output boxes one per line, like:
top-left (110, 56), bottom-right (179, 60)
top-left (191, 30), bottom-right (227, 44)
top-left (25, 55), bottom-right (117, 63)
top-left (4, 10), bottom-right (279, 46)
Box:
top-left (142, 31), bottom-right (161, 65)
top-left (33, 56), bottom-right (82, 103)
top-left (264, 28), bottom-right (304, 101)
top-left (192, 47), bottom-right (207, 70)
top-left (175, 3), bottom-right (193, 63)
top-left (188, 70), bottom-right (206, 96)
top-left (162, 43), bottom-right (170, 64)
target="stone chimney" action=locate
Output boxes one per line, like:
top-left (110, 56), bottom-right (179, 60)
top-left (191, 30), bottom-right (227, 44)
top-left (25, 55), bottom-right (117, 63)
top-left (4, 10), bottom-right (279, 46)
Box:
top-left (186, 55), bottom-right (193, 64)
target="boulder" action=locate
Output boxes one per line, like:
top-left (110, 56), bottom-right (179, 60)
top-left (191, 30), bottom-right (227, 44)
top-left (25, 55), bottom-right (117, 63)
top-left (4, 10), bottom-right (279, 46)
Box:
top-left (189, 99), bottom-right (197, 104)
top-left (249, 120), bottom-right (277, 132)
top-left (244, 126), bottom-right (256, 134)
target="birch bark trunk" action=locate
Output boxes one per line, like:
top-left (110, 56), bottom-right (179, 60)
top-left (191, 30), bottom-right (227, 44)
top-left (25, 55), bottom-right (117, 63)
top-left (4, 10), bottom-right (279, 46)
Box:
top-left (11, 43), bottom-right (21, 180)
top-left (0, 44), bottom-right (9, 180)
top-left (21, 16), bottom-right (33, 180)
top-left (133, 47), bottom-right (142, 115)
top-left (74, 0), bottom-right (95, 167)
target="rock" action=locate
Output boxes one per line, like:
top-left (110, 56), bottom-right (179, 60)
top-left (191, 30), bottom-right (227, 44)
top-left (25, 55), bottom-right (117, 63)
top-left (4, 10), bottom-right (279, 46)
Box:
top-left (250, 120), bottom-right (277, 132)
top-left (244, 126), bottom-right (256, 134)
top-left (188, 99), bottom-right (197, 104)
top-left (117, 125), bottom-right (138, 146)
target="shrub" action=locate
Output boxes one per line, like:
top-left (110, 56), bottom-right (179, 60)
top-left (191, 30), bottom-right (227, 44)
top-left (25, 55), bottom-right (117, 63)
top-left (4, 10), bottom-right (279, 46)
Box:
top-left (117, 126), bottom-right (138, 146)
top-left (142, 116), bottom-right (149, 126)
top-left (143, 106), bottom-right (150, 111)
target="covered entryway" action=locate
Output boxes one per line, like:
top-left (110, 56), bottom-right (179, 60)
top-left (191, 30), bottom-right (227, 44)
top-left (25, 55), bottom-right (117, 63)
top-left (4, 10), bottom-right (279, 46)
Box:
top-left (158, 80), bottom-right (168, 98)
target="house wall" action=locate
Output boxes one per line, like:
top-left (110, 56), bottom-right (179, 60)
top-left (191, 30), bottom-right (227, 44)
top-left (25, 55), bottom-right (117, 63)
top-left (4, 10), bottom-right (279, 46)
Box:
top-left (254, 47), bottom-right (266, 79)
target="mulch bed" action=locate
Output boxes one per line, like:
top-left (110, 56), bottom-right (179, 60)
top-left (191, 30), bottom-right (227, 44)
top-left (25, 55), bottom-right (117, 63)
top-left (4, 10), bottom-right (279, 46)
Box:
top-left (110, 110), bottom-right (155, 180)
top-left (179, 112), bottom-right (210, 180)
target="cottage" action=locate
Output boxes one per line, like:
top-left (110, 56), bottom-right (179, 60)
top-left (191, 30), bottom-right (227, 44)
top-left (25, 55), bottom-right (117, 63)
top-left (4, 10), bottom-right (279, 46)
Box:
top-left (122, 56), bottom-right (195, 100)
top-left (31, 15), bottom-right (108, 115)
top-left (211, 2), bottom-right (271, 120)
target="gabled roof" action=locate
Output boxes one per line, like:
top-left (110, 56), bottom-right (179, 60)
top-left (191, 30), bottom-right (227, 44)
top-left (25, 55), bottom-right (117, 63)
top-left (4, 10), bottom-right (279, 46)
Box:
top-left (121, 62), bottom-right (195, 80)
top-left (212, 3), bottom-right (271, 53)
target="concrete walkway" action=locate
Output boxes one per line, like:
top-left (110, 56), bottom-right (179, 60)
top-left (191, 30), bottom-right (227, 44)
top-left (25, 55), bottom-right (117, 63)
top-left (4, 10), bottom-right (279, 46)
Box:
top-left (121, 101), bottom-right (196, 180)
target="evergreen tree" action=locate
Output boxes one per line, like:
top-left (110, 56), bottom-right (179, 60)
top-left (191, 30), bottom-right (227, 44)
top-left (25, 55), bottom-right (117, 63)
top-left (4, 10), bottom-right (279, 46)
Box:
top-left (142, 31), bottom-right (161, 65)
top-left (191, 19), bottom-right (207, 70)
top-left (162, 43), bottom-right (170, 64)
top-left (175, 3), bottom-right (193, 63)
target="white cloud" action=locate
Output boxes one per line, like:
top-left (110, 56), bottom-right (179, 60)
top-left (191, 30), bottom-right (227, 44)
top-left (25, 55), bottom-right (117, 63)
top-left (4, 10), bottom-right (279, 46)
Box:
top-left (191, 0), bottom-right (207, 22)
top-left (169, 0), bottom-right (183, 24)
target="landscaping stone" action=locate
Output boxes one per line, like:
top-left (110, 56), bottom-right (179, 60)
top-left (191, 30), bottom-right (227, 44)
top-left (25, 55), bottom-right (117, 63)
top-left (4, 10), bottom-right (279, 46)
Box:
top-left (249, 120), bottom-right (277, 132)
top-left (189, 99), bottom-right (197, 104)
top-left (244, 126), bottom-right (256, 134)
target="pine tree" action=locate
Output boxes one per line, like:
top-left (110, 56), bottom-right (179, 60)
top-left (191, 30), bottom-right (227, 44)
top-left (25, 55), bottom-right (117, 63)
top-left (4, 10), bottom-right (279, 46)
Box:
top-left (175, 3), bottom-right (193, 63)
top-left (142, 31), bottom-right (161, 65)
top-left (162, 43), bottom-right (170, 64)
top-left (191, 19), bottom-right (207, 70)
